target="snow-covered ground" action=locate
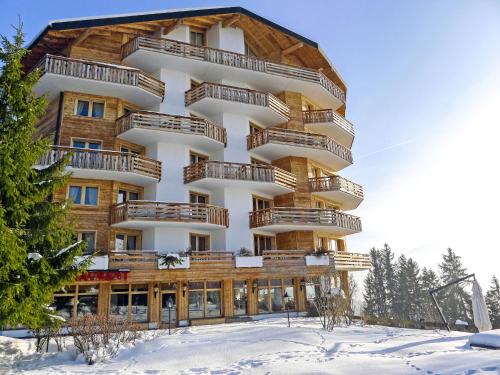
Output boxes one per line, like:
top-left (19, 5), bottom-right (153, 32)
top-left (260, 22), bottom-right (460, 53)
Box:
top-left (2, 318), bottom-right (500, 375)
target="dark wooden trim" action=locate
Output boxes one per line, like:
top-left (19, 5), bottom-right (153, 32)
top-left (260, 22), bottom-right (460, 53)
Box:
top-left (54, 92), bottom-right (65, 145)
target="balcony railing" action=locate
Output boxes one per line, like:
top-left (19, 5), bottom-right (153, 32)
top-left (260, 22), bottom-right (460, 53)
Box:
top-left (184, 161), bottom-right (296, 190)
top-left (303, 109), bottom-right (354, 135)
top-left (249, 207), bottom-right (362, 232)
top-left (122, 36), bottom-right (345, 104)
top-left (116, 111), bottom-right (227, 145)
top-left (247, 128), bottom-right (353, 164)
top-left (106, 249), bottom-right (370, 271)
top-left (34, 54), bottom-right (165, 99)
top-left (309, 176), bottom-right (363, 199)
top-left (331, 251), bottom-right (371, 270)
top-left (38, 146), bottom-right (161, 180)
top-left (110, 201), bottom-right (229, 227)
top-left (185, 82), bottom-right (290, 120)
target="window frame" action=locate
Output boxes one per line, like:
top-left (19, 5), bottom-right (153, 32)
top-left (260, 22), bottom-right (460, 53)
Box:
top-left (71, 138), bottom-right (103, 150)
top-left (77, 231), bottom-right (97, 254)
top-left (115, 233), bottom-right (139, 251)
top-left (109, 284), bottom-right (149, 322)
top-left (74, 99), bottom-right (106, 119)
top-left (256, 278), bottom-right (295, 314)
top-left (252, 195), bottom-right (272, 211)
top-left (52, 284), bottom-right (99, 318)
top-left (189, 191), bottom-right (209, 204)
top-left (190, 232), bottom-right (210, 252)
top-left (67, 184), bottom-right (99, 207)
top-left (188, 281), bottom-right (223, 319)
top-left (189, 151), bottom-right (208, 165)
top-left (189, 29), bottom-right (206, 46)
top-left (253, 234), bottom-right (275, 256)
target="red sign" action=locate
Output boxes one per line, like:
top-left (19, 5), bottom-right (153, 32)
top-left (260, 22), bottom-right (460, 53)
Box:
top-left (77, 271), bottom-right (129, 282)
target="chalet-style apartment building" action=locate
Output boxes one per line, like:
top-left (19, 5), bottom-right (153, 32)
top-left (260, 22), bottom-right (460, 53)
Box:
top-left (27, 7), bottom-right (370, 327)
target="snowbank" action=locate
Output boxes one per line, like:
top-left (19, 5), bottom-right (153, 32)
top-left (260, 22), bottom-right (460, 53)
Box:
top-left (469, 329), bottom-right (500, 348)
top-left (3, 318), bottom-right (500, 374)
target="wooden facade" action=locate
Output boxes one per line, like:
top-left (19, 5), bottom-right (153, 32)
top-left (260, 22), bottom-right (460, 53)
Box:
top-left (29, 7), bottom-right (368, 327)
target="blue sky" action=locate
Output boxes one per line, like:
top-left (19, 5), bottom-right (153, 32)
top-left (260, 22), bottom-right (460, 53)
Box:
top-left (2, 0), bottom-right (500, 288)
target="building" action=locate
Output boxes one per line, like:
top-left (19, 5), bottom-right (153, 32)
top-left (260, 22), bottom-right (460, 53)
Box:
top-left (27, 6), bottom-right (370, 327)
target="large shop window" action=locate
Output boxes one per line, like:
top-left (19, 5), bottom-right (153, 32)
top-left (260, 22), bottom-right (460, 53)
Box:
top-left (161, 283), bottom-right (177, 324)
top-left (51, 284), bottom-right (99, 319)
top-left (257, 279), bottom-right (295, 313)
top-left (188, 281), bottom-right (222, 319)
top-left (110, 284), bottom-right (149, 322)
top-left (233, 280), bottom-right (247, 316)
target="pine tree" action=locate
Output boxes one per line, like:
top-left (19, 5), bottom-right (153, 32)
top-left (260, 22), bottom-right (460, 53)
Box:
top-left (393, 255), bottom-right (409, 320)
top-left (404, 258), bottom-right (423, 321)
top-left (363, 248), bottom-right (386, 317)
top-left (437, 248), bottom-right (472, 324)
top-left (381, 244), bottom-right (397, 318)
top-left (485, 276), bottom-right (500, 328)
top-left (0, 23), bottom-right (88, 329)
top-left (420, 267), bottom-right (440, 322)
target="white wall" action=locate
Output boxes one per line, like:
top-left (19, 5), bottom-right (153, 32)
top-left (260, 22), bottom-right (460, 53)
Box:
top-left (164, 25), bottom-right (190, 43)
top-left (206, 22), bottom-right (245, 54)
top-left (159, 69), bottom-right (190, 116)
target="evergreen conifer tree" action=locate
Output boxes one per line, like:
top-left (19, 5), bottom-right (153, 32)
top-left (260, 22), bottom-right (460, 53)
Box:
top-left (485, 275), bottom-right (500, 328)
top-left (420, 267), bottom-right (440, 322)
top-left (381, 244), bottom-right (397, 318)
top-left (437, 248), bottom-right (472, 324)
top-left (0, 24), bottom-right (88, 329)
top-left (363, 248), bottom-right (386, 317)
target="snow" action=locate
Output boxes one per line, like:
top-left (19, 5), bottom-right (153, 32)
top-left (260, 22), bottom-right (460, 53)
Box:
top-left (469, 329), bottom-right (500, 349)
top-left (55, 241), bottom-right (82, 257)
top-left (3, 318), bottom-right (500, 374)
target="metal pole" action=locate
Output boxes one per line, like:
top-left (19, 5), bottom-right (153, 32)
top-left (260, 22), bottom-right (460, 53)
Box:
top-left (430, 290), bottom-right (450, 332)
top-left (286, 302), bottom-right (290, 328)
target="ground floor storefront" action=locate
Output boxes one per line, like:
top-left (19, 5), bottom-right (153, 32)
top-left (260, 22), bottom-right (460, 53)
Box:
top-left (51, 270), bottom-right (349, 327)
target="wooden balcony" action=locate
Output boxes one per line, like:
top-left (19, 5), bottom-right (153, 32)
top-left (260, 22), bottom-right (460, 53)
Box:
top-left (184, 161), bottom-right (296, 195)
top-left (247, 128), bottom-right (352, 171)
top-left (106, 250), bottom-right (370, 273)
top-left (303, 109), bottom-right (355, 148)
top-left (37, 146), bottom-right (161, 185)
top-left (185, 82), bottom-right (290, 126)
top-left (110, 201), bottom-right (229, 229)
top-left (116, 111), bottom-right (226, 152)
top-left (249, 207), bottom-right (361, 235)
top-left (33, 54), bottom-right (165, 108)
top-left (121, 36), bottom-right (345, 109)
top-left (309, 176), bottom-right (364, 210)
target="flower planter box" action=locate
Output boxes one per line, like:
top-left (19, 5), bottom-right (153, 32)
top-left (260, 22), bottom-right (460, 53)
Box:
top-left (235, 256), bottom-right (263, 268)
top-left (305, 255), bottom-right (330, 266)
top-left (158, 255), bottom-right (190, 269)
top-left (75, 255), bottom-right (109, 270)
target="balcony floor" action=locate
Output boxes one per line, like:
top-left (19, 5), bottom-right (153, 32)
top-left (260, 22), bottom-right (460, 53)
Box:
top-left (34, 73), bottom-right (163, 109)
top-left (251, 223), bottom-right (361, 236)
top-left (249, 142), bottom-right (352, 171)
top-left (187, 97), bottom-right (287, 126)
top-left (311, 190), bottom-right (363, 211)
top-left (118, 127), bottom-right (224, 152)
top-left (124, 49), bottom-right (343, 110)
top-left (65, 167), bottom-right (159, 186)
top-left (304, 121), bottom-right (354, 149)
top-left (111, 220), bottom-right (227, 230)
top-left (186, 178), bottom-right (294, 196)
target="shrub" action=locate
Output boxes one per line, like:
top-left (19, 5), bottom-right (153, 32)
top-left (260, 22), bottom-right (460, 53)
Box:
top-left (238, 247), bottom-right (252, 256)
top-left (70, 315), bottom-right (141, 364)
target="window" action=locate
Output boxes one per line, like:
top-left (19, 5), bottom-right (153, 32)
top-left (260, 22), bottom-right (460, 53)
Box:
top-left (118, 189), bottom-right (140, 204)
top-left (190, 151), bottom-right (208, 165)
top-left (250, 157), bottom-right (268, 165)
top-left (249, 122), bottom-right (263, 135)
top-left (51, 285), bottom-right (99, 319)
top-left (233, 280), bottom-right (247, 316)
top-left (254, 234), bottom-right (274, 256)
top-left (120, 146), bottom-right (140, 155)
top-left (252, 196), bottom-right (271, 211)
top-left (78, 232), bottom-right (96, 254)
top-left (190, 30), bottom-right (205, 46)
top-left (245, 42), bottom-right (256, 57)
top-left (68, 185), bottom-right (98, 206)
top-left (110, 284), bottom-right (148, 322)
top-left (189, 192), bottom-right (208, 204)
top-left (71, 139), bottom-right (102, 150)
top-left (188, 281), bottom-right (222, 319)
top-left (161, 283), bottom-right (177, 324)
top-left (75, 99), bottom-right (105, 118)
top-left (316, 236), bottom-right (338, 251)
top-left (190, 233), bottom-right (209, 252)
top-left (115, 234), bottom-right (138, 251)
top-left (257, 278), bottom-right (294, 314)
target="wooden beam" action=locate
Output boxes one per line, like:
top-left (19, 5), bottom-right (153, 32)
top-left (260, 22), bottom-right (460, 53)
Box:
top-left (281, 42), bottom-right (304, 58)
top-left (222, 14), bottom-right (240, 28)
top-left (162, 19), bottom-right (183, 35)
top-left (71, 29), bottom-right (93, 47)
